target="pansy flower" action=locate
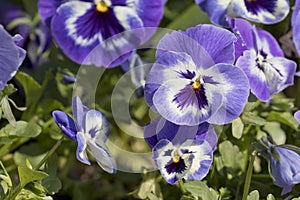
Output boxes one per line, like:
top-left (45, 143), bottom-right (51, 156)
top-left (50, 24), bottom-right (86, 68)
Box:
top-left (292, 0), bottom-right (300, 55)
top-left (144, 117), bottom-right (217, 184)
top-left (145, 24), bottom-right (250, 126)
top-left (270, 146), bottom-right (300, 195)
top-left (52, 96), bottom-right (116, 173)
top-left (38, 0), bottom-right (164, 67)
top-left (196, 0), bottom-right (290, 26)
top-left (229, 18), bottom-right (296, 102)
top-left (295, 110), bottom-right (300, 124)
top-left (0, 25), bottom-right (26, 90)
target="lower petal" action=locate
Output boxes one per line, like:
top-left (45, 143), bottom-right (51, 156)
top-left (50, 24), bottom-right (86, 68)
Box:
top-left (88, 141), bottom-right (117, 174)
top-left (76, 132), bottom-right (90, 165)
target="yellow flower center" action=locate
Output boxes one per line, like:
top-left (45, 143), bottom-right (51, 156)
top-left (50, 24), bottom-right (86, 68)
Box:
top-left (96, 1), bottom-right (108, 13)
top-left (172, 155), bottom-right (180, 163)
top-left (192, 81), bottom-right (201, 91)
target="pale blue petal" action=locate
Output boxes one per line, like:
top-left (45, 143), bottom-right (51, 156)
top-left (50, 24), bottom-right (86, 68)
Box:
top-left (76, 132), bottom-right (90, 165)
top-left (83, 110), bottom-right (110, 141)
top-left (295, 111), bottom-right (300, 124)
top-left (88, 141), bottom-right (117, 174)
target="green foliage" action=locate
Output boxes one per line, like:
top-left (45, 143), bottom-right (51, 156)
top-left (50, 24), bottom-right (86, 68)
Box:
top-left (219, 141), bottom-right (245, 173)
top-left (184, 181), bottom-right (219, 200)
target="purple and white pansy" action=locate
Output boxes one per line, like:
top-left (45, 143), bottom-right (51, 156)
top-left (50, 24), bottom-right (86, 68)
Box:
top-left (0, 25), bottom-right (26, 90)
top-left (196, 0), bottom-right (290, 26)
top-left (229, 18), bottom-right (296, 102)
top-left (38, 0), bottom-right (165, 67)
top-left (52, 96), bottom-right (116, 173)
top-left (144, 117), bottom-right (217, 184)
top-left (145, 24), bottom-right (250, 126)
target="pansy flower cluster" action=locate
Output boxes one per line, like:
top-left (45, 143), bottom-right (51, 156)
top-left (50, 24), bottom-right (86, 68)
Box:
top-left (1, 0), bottom-right (300, 199)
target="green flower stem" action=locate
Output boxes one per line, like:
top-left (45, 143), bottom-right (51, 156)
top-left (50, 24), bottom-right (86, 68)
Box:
top-left (242, 151), bottom-right (256, 200)
top-left (6, 136), bottom-right (64, 200)
top-left (34, 136), bottom-right (64, 170)
top-left (178, 179), bottom-right (187, 194)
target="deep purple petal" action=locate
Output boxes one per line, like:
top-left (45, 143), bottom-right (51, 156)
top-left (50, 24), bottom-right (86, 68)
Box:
top-left (228, 18), bottom-right (256, 59)
top-left (0, 25), bottom-right (26, 90)
top-left (88, 141), bottom-right (117, 173)
top-left (38, 0), bottom-right (66, 26)
top-left (83, 109), bottom-right (110, 141)
top-left (294, 111), bottom-right (300, 124)
top-left (52, 110), bottom-right (77, 140)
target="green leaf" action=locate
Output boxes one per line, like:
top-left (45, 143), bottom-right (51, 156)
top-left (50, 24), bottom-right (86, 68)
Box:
top-left (135, 178), bottom-right (162, 200)
top-left (184, 181), bottom-right (219, 200)
top-left (241, 112), bottom-right (266, 126)
top-left (180, 195), bottom-right (196, 200)
top-left (263, 122), bottom-right (286, 145)
top-left (247, 190), bottom-right (259, 200)
top-left (219, 141), bottom-right (245, 172)
top-left (15, 72), bottom-right (42, 108)
top-left (1, 97), bottom-right (16, 127)
top-left (267, 111), bottom-right (299, 131)
top-left (266, 194), bottom-right (275, 200)
top-left (243, 101), bottom-right (260, 112)
top-left (41, 176), bottom-right (61, 195)
top-left (5, 121), bottom-right (41, 138)
top-left (232, 117), bottom-right (244, 139)
top-left (17, 160), bottom-right (48, 187)
top-left (42, 155), bottom-right (62, 194)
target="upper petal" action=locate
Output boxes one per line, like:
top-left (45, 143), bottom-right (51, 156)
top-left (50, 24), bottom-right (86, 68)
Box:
top-left (196, 0), bottom-right (232, 26)
top-left (72, 96), bottom-right (86, 131)
top-left (83, 109), bottom-right (110, 141)
top-left (156, 25), bottom-right (236, 68)
top-left (52, 110), bottom-right (77, 140)
top-left (38, 0), bottom-right (66, 26)
top-left (292, 1), bottom-right (300, 55)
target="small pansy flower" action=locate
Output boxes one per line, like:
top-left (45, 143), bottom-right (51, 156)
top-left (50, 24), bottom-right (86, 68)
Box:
top-left (0, 25), bottom-right (26, 90)
top-left (229, 18), bottom-right (296, 102)
top-left (38, 0), bottom-right (165, 67)
top-left (295, 110), bottom-right (300, 124)
top-left (52, 96), bottom-right (116, 173)
top-left (196, 0), bottom-right (290, 26)
top-left (144, 117), bottom-right (217, 184)
top-left (270, 146), bottom-right (300, 195)
top-left (292, 0), bottom-right (300, 55)
top-left (145, 24), bottom-right (250, 126)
